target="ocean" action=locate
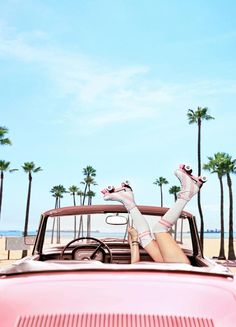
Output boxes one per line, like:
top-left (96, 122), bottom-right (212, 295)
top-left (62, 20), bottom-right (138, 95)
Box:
top-left (1, 230), bottom-right (236, 239)
top-left (0, 230), bottom-right (37, 237)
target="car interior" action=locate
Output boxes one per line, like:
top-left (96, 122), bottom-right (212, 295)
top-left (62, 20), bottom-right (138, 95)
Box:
top-left (32, 212), bottom-right (207, 268)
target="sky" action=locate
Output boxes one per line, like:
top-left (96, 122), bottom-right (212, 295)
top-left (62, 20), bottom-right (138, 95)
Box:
top-left (0, 0), bottom-right (236, 232)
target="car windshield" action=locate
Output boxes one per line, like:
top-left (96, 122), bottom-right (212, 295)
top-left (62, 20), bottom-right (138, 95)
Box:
top-left (42, 212), bottom-right (193, 253)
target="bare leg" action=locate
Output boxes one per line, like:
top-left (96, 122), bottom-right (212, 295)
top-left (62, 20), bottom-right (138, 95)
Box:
top-left (102, 184), bottom-right (164, 262)
top-left (153, 166), bottom-right (204, 264)
top-left (155, 234), bottom-right (190, 264)
top-left (154, 198), bottom-right (191, 264)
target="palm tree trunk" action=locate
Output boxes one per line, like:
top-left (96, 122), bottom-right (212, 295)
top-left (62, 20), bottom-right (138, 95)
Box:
top-left (57, 198), bottom-right (61, 244)
top-left (227, 173), bottom-right (235, 260)
top-left (87, 217), bottom-right (91, 237)
top-left (218, 175), bottom-right (226, 259)
top-left (0, 171), bottom-right (4, 219)
top-left (82, 184), bottom-right (88, 205)
top-left (197, 119), bottom-right (201, 176)
top-left (160, 186), bottom-right (163, 207)
top-left (78, 194), bottom-right (83, 237)
top-left (56, 217), bottom-right (60, 243)
top-left (197, 119), bottom-right (204, 250)
top-left (78, 216), bottom-right (83, 237)
top-left (22, 173), bottom-right (32, 257)
top-left (51, 218), bottom-right (56, 244)
top-left (87, 195), bottom-right (91, 237)
top-left (73, 193), bottom-right (77, 238)
top-left (198, 192), bottom-right (204, 249)
top-left (51, 197), bottom-right (58, 244)
top-left (23, 173), bottom-right (32, 237)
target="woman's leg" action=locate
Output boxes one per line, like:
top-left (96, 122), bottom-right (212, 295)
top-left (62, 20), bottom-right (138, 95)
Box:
top-left (154, 233), bottom-right (190, 264)
top-left (153, 166), bottom-right (204, 264)
top-left (102, 184), bottom-right (164, 262)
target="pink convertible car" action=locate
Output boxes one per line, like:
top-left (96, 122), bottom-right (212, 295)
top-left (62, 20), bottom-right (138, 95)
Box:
top-left (1, 205), bottom-right (236, 327)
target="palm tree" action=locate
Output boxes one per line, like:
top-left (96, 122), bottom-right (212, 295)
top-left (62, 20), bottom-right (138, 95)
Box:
top-left (87, 190), bottom-right (96, 205)
top-left (81, 166), bottom-right (96, 205)
top-left (51, 185), bottom-right (67, 208)
top-left (68, 185), bottom-right (79, 238)
top-left (22, 162), bottom-right (42, 257)
top-left (50, 185), bottom-right (67, 243)
top-left (222, 155), bottom-right (236, 260)
top-left (0, 160), bottom-right (18, 219)
top-left (80, 166), bottom-right (97, 238)
top-left (169, 185), bottom-right (181, 202)
top-left (0, 126), bottom-right (11, 146)
top-left (77, 189), bottom-right (84, 205)
top-left (69, 185), bottom-right (79, 206)
top-left (169, 185), bottom-right (181, 241)
top-left (187, 107), bottom-right (215, 249)
top-left (153, 177), bottom-right (169, 207)
top-left (22, 162), bottom-right (42, 236)
top-left (81, 176), bottom-right (97, 204)
top-left (203, 153), bottom-right (226, 259)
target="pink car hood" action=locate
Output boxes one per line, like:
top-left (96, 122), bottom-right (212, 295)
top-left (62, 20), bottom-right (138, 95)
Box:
top-left (0, 262), bottom-right (236, 327)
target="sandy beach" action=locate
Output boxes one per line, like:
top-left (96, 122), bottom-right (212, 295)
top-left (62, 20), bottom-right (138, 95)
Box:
top-left (0, 236), bottom-right (235, 272)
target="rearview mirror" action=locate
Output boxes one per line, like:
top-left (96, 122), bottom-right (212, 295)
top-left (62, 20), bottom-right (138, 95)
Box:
top-left (106, 215), bottom-right (128, 225)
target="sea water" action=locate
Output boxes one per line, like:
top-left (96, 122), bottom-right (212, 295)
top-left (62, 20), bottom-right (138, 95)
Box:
top-left (0, 230), bottom-right (236, 239)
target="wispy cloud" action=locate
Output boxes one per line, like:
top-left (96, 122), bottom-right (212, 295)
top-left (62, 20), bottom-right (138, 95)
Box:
top-left (1, 28), bottom-right (236, 133)
top-left (0, 29), bottom-right (166, 128)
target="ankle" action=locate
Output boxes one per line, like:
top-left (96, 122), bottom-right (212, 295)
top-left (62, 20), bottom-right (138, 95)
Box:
top-left (124, 201), bottom-right (136, 212)
top-left (177, 185), bottom-right (199, 201)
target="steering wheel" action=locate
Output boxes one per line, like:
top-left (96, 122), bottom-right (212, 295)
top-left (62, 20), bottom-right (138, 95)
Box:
top-left (60, 237), bottom-right (113, 263)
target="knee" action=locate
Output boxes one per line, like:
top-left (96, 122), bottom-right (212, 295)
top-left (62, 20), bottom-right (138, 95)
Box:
top-left (152, 218), bottom-right (172, 233)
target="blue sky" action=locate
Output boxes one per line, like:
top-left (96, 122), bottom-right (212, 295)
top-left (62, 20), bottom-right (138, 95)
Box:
top-left (0, 0), bottom-right (236, 231)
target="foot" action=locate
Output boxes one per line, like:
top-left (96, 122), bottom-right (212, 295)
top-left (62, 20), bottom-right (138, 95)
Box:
top-left (179, 164), bottom-right (207, 185)
top-left (101, 182), bottom-right (136, 211)
top-left (175, 165), bottom-right (205, 201)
